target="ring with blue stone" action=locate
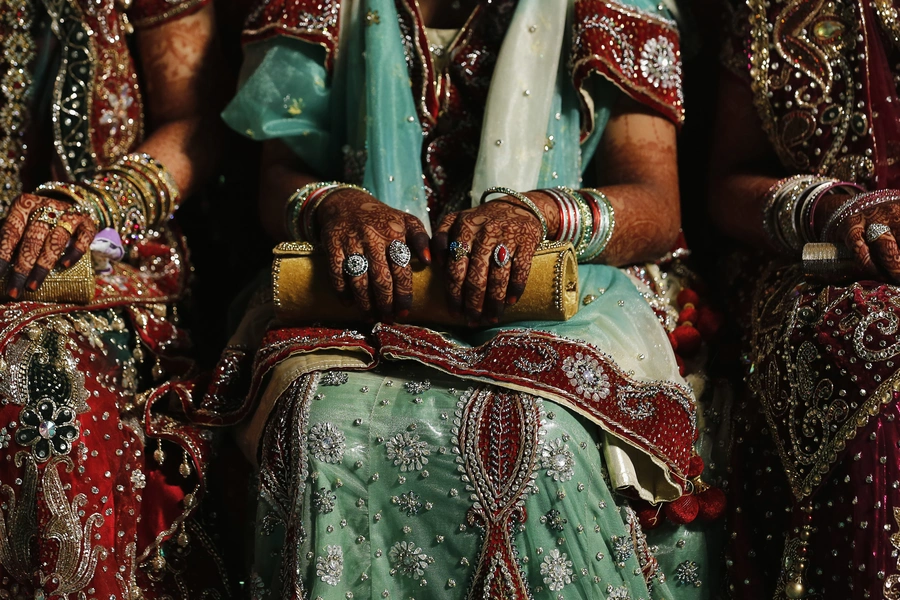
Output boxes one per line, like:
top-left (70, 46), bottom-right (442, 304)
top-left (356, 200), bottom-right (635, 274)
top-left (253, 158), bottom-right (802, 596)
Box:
top-left (449, 240), bottom-right (470, 262)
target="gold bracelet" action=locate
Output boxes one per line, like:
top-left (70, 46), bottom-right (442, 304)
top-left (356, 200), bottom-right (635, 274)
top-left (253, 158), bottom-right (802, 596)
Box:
top-left (479, 186), bottom-right (549, 241)
top-left (34, 182), bottom-right (106, 229)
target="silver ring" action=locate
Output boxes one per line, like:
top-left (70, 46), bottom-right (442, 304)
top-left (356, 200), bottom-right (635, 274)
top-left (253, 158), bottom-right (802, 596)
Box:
top-left (449, 240), bottom-right (470, 262)
top-left (492, 243), bottom-right (511, 268)
top-left (388, 239), bottom-right (411, 268)
top-left (865, 222), bottom-right (891, 243)
top-left (343, 254), bottom-right (369, 278)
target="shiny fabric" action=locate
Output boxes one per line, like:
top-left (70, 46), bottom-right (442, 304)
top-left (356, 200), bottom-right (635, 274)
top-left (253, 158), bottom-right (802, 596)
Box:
top-left (0, 0), bottom-right (227, 596)
top-left (722, 0), bottom-right (900, 597)
top-left (220, 0), bottom-right (720, 598)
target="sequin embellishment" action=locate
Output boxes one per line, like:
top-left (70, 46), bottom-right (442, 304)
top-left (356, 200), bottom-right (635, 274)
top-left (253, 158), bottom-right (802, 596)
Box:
top-left (316, 545), bottom-right (344, 585)
top-left (562, 353), bottom-right (611, 401)
top-left (320, 371), bottom-right (349, 386)
top-left (308, 422), bottom-right (346, 463)
top-left (15, 399), bottom-right (79, 462)
top-left (674, 560), bottom-right (701, 586)
top-left (639, 36), bottom-right (680, 89)
top-left (389, 541), bottom-right (430, 579)
top-left (385, 432), bottom-right (430, 471)
top-left (541, 437), bottom-right (576, 482)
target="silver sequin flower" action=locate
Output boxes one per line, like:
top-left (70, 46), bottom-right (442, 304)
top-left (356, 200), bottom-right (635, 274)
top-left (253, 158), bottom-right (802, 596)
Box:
top-left (320, 371), bottom-right (349, 386)
top-left (639, 36), bottom-right (679, 89)
top-left (674, 560), bottom-right (701, 586)
top-left (606, 584), bottom-right (632, 600)
top-left (389, 541), bottom-right (430, 579)
top-left (0, 426), bottom-right (9, 449)
top-left (612, 535), bottom-right (634, 565)
top-left (539, 549), bottom-right (573, 592)
top-left (316, 545), bottom-right (344, 586)
top-left (131, 468), bottom-right (146, 490)
top-left (394, 491), bottom-right (423, 516)
top-left (541, 437), bottom-right (575, 482)
top-left (385, 432), bottom-right (430, 471)
top-left (541, 509), bottom-right (568, 531)
top-left (312, 488), bottom-right (337, 514)
top-left (404, 380), bottom-right (431, 394)
top-left (308, 422), bottom-right (346, 464)
top-left (99, 83), bottom-right (134, 136)
top-left (562, 353), bottom-right (611, 401)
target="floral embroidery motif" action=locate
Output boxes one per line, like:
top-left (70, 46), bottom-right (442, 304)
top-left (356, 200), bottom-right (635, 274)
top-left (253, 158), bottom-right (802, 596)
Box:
top-left (541, 509), bottom-right (568, 531)
top-left (606, 584), bottom-right (632, 600)
top-left (562, 353), bottom-right (611, 401)
top-left (315, 545), bottom-right (344, 585)
top-left (639, 36), bottom-right (679, 89)
top-left (312, 488), bottom-right (337, 514)
top-left (14, 399), bottom-right (79, 462)
top-left (99, 83), bottom-right (135, 136)
top-left (389, 541), bottom-right (430, 579)
top-left (0, 426), bottom-right (9, 449)
top-left (540, 549), bottom-right (574, 592)
top-left (131, 468), bottom-right (146, 490)
top-left (541, 437), bottom-right (575, 482)
top-left (308, 422), bottom-right (346, 463)
top-left (249, 571), bottom-right (268, 600)
top-left (404, 380), bottom-right (431, 394)
top-left (319, 371), bottom-right (349, 386)
top-left (883, 508), bottom-right (900, 598)
top-left (385, 432), bottom-right (430, 471)
top-left (393, 491), bottom-right (422, 516)
top-left (612, 534), bottom-right (634, 566)
top-left (674, 560), bottom-right (701, 586)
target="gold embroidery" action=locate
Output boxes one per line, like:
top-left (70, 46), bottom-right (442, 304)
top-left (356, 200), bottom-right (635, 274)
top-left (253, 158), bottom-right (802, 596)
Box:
top-left (40, 455), bottom-right (108, 595)
top-left (884, 508), bottom-right (900, 598)
top-left (0, 452), bottom-right (38, 584)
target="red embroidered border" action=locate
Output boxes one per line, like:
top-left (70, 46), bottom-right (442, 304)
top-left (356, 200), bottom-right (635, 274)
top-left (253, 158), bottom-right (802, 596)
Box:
top-left (571, 0), bottom-right (685, 135)
top-left (242, 0), bottom-right (341, 70)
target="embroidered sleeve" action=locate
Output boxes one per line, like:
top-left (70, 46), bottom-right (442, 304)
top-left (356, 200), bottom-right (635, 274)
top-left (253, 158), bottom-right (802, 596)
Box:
top-left (719, 0), bottom-right (752, 82)
top-left (242, 0), bottom-right (341, 71)
top-left (129, 0), bottom-right (211, 29)
top-left (571, 0), bottom-right (685, 137)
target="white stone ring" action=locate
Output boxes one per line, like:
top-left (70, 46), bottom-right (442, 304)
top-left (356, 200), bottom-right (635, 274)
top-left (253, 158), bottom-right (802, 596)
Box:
top-left (388, 239), bottom-right (411, 268)
top-left (865, 222), bottom-right (892, 243)
top-left (343, 253), bottom-right (369, 278)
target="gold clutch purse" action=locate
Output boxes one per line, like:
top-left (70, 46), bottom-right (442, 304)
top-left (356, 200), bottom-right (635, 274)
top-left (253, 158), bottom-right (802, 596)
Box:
top-left (272, 241), bottom-right (580, 324)
top-left (0, 252), bottom-right (94, 304)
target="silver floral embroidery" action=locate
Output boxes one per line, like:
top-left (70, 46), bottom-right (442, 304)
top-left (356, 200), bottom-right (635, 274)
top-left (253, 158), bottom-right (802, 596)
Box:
top-left (607, 584), bottom-right (632, 600)
top-left (385, 432), bottom-right (430, 471)
top-left (540, 438), bottom-right (575, 482)
top-left (14, 399), bottom-right (79, 462)
top-left (639, 36), bottom-right (679, 89)
top-left (249, 571), bottom-right (268, 600)
top-left (404, 380), bottom-right (431, 394)
top-left (0, 426), bottom-right (9, 449)
top-left (312, 488), bottom-right (337, 514)
top-left (320, 371), bottom-right (349, 386)
top-left (674, 560), bottom-right (701, 586)
top-left (389, 541), bottom-right (430, 579)
top-left (394, 491), bottom-right (422, 516)
top-left (316, 545), bottom-right (344, 586)
top-left (612, 535), bottom-right (634, 565)
top-left (540, 549), bottom-right (573, 591)
top-left (130, 469), bottom-right (146, 490)
top-left (541, 509), bottom-right (568, 531)
top-left (99, 83), bottom-right (134, 136)
top-left (562, 353), bottom-right (611, 401)
top-left (308, 422), bottom-right (346, 463)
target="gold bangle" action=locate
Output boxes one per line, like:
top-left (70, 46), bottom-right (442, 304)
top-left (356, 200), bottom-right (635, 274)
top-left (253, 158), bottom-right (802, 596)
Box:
top-left (479, 186), bottom-right (549, 241)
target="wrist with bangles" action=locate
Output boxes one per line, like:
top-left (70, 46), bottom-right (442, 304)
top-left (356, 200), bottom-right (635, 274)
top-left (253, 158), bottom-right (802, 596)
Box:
top-left (34, 152), bottom-right (181, 244)
top-left (284, 181), bottom-right (371, 242)
top-left (478, 186), bottom-right (616, 262)
top-left (761, 175), bottom-right (866, 253)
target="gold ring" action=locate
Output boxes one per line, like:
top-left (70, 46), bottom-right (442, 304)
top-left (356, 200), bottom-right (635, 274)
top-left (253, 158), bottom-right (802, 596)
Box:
top-left (58, 220), bottom-right (75, 235)
top-left (31, 206), bottom-right (61, 228)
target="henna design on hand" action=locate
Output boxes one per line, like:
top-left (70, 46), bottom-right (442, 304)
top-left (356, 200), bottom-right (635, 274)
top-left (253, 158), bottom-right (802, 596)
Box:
top-left (0, 194), bottom-right (97, 297)
top-left (833, 203), bottom-right (900, 281)
top-left (434, 196), bottom-right (542, 325)
top-left (316, 189), bottom-right (430, 319)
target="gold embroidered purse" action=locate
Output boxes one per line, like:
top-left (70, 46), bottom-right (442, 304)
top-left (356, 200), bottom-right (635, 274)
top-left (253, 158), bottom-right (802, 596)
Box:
top-left (0, 252), bottom-right (94, 304)
top-left (272, 241), bottom-right (579, 324)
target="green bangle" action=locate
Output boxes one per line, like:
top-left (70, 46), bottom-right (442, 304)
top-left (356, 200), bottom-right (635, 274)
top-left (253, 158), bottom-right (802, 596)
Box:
top-left (479, 186), bottom-right (549, 241)
top-left (580, 188), bottom-right (616, 261)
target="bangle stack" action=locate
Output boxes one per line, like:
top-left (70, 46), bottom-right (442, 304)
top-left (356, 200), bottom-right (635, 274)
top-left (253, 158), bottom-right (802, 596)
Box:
top-left (34, 153), bottom-right (180, 245)
top-left (544, 186), bottom-right (615, 261)
top-left (762, 175), bottom-right (864, 253)
top-left (285, 181), bottom-right (370, 242)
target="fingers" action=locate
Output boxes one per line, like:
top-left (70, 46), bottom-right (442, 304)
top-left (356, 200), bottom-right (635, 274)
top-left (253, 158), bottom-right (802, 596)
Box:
top-left (870, 230), bottom-right (900, 281)
top-left (843, 221), bottom-right (878, 277)
top-left (431, 212), bottom-right (458, 268)
top-left (0, 196), bottom-right (38, 278)
top-left (60, 222), bottom-right (95, 268)
top-left (7, 218), bottom-right (55, 298)
top-left (387, 245), bottom-right (413, 319)
top-left (404, 214), bottom-right (431, 265)
top-left (343, 237), bottom-right (373, 316)
top-left (323, 233), bottom-right (351, 305)
top-left (463, 236), bottom-right (493, 323)
top-left (364, 240), bottom-right (394, 320)
top-left (26, 219), bottom-right (77, 292)
top-left (444, 221), bottom-right (475, 319)
top-left (508, 235), bottom-right (539, 307)
top-left (484, 243), bottom-right (514, 323)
